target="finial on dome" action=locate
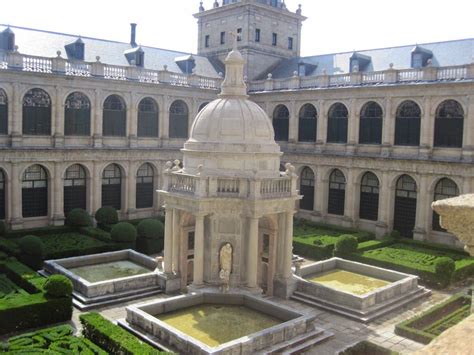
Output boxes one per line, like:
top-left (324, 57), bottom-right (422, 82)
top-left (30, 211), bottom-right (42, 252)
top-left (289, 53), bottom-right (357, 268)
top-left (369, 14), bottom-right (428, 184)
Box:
top-left (219, 34), bottom-right (247, 98)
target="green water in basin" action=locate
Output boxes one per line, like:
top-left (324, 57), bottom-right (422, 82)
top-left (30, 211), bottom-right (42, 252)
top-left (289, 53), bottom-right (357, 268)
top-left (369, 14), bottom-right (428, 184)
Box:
top-left (157, 304), bottom-right (282, 348)
top-left (306, 269), bottom-right (391, 295)
top-left (68, 260), bottom-right (151, 283)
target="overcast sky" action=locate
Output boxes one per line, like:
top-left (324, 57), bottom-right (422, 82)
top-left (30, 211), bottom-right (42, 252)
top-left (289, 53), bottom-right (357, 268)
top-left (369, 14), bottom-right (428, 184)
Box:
top-left (1, 0), bottom-right (472, 56)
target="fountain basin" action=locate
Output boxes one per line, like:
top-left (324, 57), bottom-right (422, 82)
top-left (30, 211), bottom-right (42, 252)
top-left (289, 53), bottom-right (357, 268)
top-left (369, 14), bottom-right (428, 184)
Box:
top-left (125, 292), bottom-right (319, 354)
top-left (43, 250), bottom-right (164, 309)
top-left (292, 258), bottom-right (431, 322)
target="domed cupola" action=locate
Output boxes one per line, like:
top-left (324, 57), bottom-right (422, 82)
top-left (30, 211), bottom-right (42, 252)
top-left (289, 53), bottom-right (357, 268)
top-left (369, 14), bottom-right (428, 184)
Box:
top-left (182, 43), bottom-right (282, 178)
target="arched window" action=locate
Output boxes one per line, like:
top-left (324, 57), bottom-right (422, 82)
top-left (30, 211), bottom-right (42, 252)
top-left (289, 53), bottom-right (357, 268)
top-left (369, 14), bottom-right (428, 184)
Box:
top-left (300, 167), bottom-right (315, 211)
top-left (198, 102), bottom-right (209, 112)
top-left (22, 88), bottom-right (51, 135)
top-left (102, 164), bottom-right (122, 210)
top-left (359, 102), bottom-right (383, 144)
top-left (298, 104), bottom-right (317, 142)
top-left (328, 169), bottom-right (346, 215)
top-left (169, 100), bottom-right (189, 139)
top-left (0, 170), bottom-right (5, 220)
top-left (393, 175), bottom-right (417, 238)
top-left (65, 92), bottom-right (91, 136)
top-left (103, 95), bottom-right (126, 137)
top-left (434, 100), bottom-right (464, 148)
top-left (64, 164), bottom-right (87, 215)
top-left (22, 165), bottom-right (48, 218)
top-left (273, 105), bottom-right (289, 141)
top-left (327, 103), bottom-right (348, 143)
top-left (395, 101), bottom-right (421, 146)
top-left (359, 172), bottom-right (379, 221)
top-left (433, 178), bottom-right (459, 232)
top-left (137, 98), bottom-right (159, 137)
top-left (0, 89), bottom-right (7, 135)
top-left (136, 163), bottom-right (154, 209)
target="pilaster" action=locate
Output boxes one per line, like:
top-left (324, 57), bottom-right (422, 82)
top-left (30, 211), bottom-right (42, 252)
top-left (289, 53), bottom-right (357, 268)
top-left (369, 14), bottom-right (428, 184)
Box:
top-left (413, 174), bottom-right (429, 241)
top-left (92, 89), bottom-right (103, 148)
top-left (53, 86), bottom-right (64, 147)
top-left (419, 97), bottom-right (433, 159)
top-left (247, 216), bottom-right (259, 288)
top-left (10, 162), bottom-right (23, 230)
top-left (193, 214), bottom-right (205, 286)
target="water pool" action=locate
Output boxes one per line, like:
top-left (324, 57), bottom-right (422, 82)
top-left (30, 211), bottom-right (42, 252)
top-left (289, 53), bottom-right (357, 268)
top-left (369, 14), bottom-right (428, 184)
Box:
top-left (68, 260), bottom-right (152, 283)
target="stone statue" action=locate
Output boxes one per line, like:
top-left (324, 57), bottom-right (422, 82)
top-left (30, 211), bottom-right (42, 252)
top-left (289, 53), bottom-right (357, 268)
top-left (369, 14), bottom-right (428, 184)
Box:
top-left (219, 243), bottom-right (232, 292)
top-left (155, 256), bottom-right (164, 272)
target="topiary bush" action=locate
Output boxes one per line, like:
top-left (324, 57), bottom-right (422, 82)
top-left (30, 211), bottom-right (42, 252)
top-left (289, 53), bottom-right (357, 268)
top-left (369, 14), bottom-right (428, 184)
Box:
top-left (111, 223), bottom-right (137, 244)
top-left (18, 235), bottom-right (45, 270)
top-left (65, 209), bottom-right (92, 228)
top-left (43, 275), bottom-right (73, 298)
top-left (333, 235), bottom-right (358, 257)
top-left (136, 219), bottom-right (165, 255)
top-left (389, 230), bottom-right (401, 239)
top-left (95, 207), bottom-right (118, 226)
top-left (435, 257), bottom-right (455, 288)
top-left (0, 221), bottom-right (6, 236)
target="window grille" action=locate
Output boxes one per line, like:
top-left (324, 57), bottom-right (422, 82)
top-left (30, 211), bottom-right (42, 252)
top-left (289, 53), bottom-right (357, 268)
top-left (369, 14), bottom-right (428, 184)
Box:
top-left (22, 165), bottom-right (48, 217)
top-left (102, 164), bottom-right (122, 210)
top-left (327, 103), bottom-right (348, 143)
top-left (272, 33), bottom-right (277, 46)
top-left (359, 101), bottom-right (383, 144)
top-left (328, 169), bottom-right (345, 215)
top-left (300, 167), bottom-right (315, 211)
top-left (103, 95), bottom-right (126, 137)
top-left (298, 104), bottom-right (317, 142)
top-left (393, 175), bottom-right (417, 238)
top-left (359, 172), bottom-right (379, 221)
top-left (138, 98), bottom-right (159, 137)
top-left (136, 163), bottom-right (154, 209)
top-left (169, 100), bottom-right (189, 139)
top-left (394, 100), bottom-right (421, 146)
top-left (22, 88), bottom-right (51, 135)
top-left (273, 105), bottom-right (289, 141)
top-left (65, 92), bottom-right (91, 136)
top-left (434, 100), bottom-right (464, 148)
top-left (64, 164), bottom-right (87, 214)
top-left (255, 29), bottom-right (261, 42)
top-left (432, 178), bottom-right (459, 231)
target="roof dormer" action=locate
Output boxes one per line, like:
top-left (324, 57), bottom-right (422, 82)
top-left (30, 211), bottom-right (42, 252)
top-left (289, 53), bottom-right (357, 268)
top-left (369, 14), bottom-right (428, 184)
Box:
top-left (175, 55), bottom-right (196, 74)
top-left (350, 52), bottom-right (371, 72)
top-left (411, 45), bottom-right (433, 68)
top-left (124, 46), bottom-right (144, 67)
top-left (0, 27), bottom-right (15, 51)
top-left (297, 59), bottom-right (317, 76)
top-left (65, 37), bottom-right (85, 61)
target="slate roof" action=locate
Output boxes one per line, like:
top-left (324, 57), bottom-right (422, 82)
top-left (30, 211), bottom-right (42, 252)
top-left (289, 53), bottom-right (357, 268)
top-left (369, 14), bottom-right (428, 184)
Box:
top-left (0, 25), bottom-right (222, 78)
top-left (262, 38), bottom-right (474, 79)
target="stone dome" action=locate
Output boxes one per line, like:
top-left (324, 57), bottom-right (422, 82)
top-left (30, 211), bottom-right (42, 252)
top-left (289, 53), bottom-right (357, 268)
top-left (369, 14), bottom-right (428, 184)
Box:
top-left (182, 47), bottom-right (282, 178)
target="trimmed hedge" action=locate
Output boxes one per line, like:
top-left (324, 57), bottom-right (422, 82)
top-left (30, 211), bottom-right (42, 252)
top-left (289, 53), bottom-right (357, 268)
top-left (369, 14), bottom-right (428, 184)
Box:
top-left (338, 341), bottom-right (398, 355)
top-left (95, 206), bottom-right (119, 226)
top-left (395, 294), bottom-right (471, 344)
top-left (111, 223), bottom-right (137, 243)
top-left (0, 221), bottom-right (6, 236)
top-left (65, 208), bottom-right (93, 227)
top-left (5, 225), bottom-right (75, 239)
top-left (80, 226), bottom-right (112, 242)
top-left (43, 275), bottom-right (73, 298)
top-left (136, 219), bottom-right (165, 254)
top-left (80, 312), bottom-right (165, 354)
top-left (356, 238), bottom-right (396, 252)
top-left (18, 235), bottom-right (45, 270)
top-left (333, 235), bottom-right (358, 256)
top-left (434, 257), bottom-right (455, 288)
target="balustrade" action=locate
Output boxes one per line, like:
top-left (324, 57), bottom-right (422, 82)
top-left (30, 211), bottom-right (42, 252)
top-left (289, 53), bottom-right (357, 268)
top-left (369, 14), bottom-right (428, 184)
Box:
top-left (65, 62), bottom-right (91, 77)
top-left (104, 65), bottom-right (127, 81)
top-left (398, 68), bottom-right (423, 82)
top-left (437, 65), bottom-right (467, 80)
top-left (168, 174), bottom-right (197, 195)
top-left (217, 178), bottom-right (240, 196)
top-left (22, 55), bottom-right (52, 73)
top-left (260, 178), bottom-right (292, 199)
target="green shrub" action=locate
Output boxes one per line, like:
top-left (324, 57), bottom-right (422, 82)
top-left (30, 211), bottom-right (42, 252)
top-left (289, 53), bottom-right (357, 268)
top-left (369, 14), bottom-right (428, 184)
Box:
top-left (18, 235), bottom-right (45, 270)
top-left (137, 219), bottom-right (164, 240)
top-left (111, 223), bottom-right (137, 243)
top-left (389, 230), bottom-right (401, 238)
top-left (0, 221), bottom-right (6, 236)
top-left (43, 275), bottom-right (73, 298)
top-left (80, 312), bottom-right (163, 355)
top-left (334, 235), bottom-right (358, 256)
top-left (80, 226), bottom-right (112, 242)
top-left (338, 341), bottom-right (398, 355)
top-left (435, 257), bottom-right (455, 287)
top-left (95, 206), bottom-right (119, 226)
top-left (65, 208), bottom-right (92, 227)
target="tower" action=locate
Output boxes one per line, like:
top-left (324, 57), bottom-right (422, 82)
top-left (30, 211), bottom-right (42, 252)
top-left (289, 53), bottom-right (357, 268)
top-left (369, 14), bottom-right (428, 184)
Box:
top-left (195, 0), bottom-right (306, 80)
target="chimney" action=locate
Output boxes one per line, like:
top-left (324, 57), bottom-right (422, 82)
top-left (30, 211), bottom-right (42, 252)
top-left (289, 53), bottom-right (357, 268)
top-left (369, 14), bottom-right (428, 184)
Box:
top-left (130, 23), bottom-right (137, 47)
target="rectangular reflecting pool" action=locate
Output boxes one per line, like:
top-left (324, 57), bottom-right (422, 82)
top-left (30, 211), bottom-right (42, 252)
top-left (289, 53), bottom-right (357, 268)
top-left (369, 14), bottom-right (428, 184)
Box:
top-left (306, 269), bottom-right (391, 296)
top-left (68, 260), bottom-right (151, 283)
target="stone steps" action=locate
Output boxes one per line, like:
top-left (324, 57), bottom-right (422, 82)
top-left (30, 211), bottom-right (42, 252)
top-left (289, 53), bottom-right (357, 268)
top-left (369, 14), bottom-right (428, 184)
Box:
top-left (291, 287), bottom-right (431, 323)
top-left (263, 328), bottom-right (334, 354)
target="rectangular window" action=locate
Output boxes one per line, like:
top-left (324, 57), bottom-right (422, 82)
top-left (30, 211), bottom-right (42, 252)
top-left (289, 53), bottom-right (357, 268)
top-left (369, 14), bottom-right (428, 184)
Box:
top-left (412, 53), bottom-right (423, 68)
top-left (288, 37), bottom-right (293, 50)
top-left (237, 28), bottom-right (242, 42)
top-left (272, 33), bottom-right (277, 46)
top-left (255, 28), bottom-right (261, 42)
top-left (205, 35), bottom-right (210, 48)
top-left (220, 32), bottom-right (226, 45)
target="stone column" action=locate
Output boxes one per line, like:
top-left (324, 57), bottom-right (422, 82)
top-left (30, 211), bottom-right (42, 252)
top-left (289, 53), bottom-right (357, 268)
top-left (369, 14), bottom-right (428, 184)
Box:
top-left (161, 96), bottom-right (170, 140)
top-left (128, 93), bottom-right (137, 148)
top-left (11, 83), bottom-right (22, 147)
top-left (419, 97), bottom-right (433, 158)
top-left (288, 100), bottom-right (298, 143)
top-left (172, 209), bottom-right (180, 273)
top-left (315, 169), bottom-right (328, 219)
top-left (126, 161), bottom-right (137, 219)
top-left (91, 162), bottom-right (102, 214)
top-left (92, 89), bottom-right (103, 148)
top-left (53, 86), bottom-right (64, 147)
top-left (382, 97), bottom-right (393, 156)
top-left (346, 99), bottom-right (358, 155)
top-left (247, 216), bottom-right (259, 288)
top-left (344, 169), bottom-right (358, 227)
top-left (414, 174), bottom-right (429, 241)
top-left (163, 207), bottom-right (174, 274)
top-left (10, 162), bottom-right (23, 229)
top-left (193, 214), bottom-right (205, 286)
top-left (316, 101), bottom-right (327, 151)
top-left (462, 95), bottom-right (474, 162)
top-left (376, 171), bottom-right (391, 238)
top-left (283, 211), bottom-right (293, 278)
top-left (52, 162), bottom-right (65, 225)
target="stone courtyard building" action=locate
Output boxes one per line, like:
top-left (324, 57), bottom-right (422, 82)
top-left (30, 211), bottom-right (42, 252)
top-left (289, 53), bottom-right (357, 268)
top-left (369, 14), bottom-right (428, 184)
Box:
top-left (0, 0), bottom-right (473, 248)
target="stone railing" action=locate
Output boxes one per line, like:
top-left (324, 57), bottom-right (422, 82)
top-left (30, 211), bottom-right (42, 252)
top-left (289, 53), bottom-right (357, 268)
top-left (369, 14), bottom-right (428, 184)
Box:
top-left (248, 63), bottom-right (474, 92)
top-left (162, 164), bottom-right (298, 200)
top-left (1, 50), bottom-right (223, 90)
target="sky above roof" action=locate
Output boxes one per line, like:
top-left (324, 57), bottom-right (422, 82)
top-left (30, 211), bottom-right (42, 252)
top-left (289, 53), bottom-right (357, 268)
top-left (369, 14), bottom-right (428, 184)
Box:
top-left (1, 0), bottom-right (472, 57)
